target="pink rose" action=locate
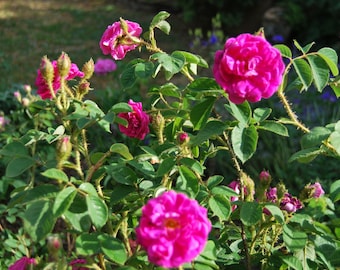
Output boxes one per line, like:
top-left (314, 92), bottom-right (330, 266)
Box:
top-left (118, 99), bottom-right (150, 140)
top-left (99, 20), bottom-right (142, 60)
top-left (35, 60), bottom-right (84, 99)
top-left (308, 182), bottom-right (325, 198)
top-left (8, 257), bottom-right (36, 270)
top-left (213, 33), bottom-right (285, 104)
top-left (266, 187), bottom-right (278, 203)
top-left (136, 190), bottom-right (211, 268)
top-left (94, 58), bottom-right (117, 75)
top-left (280, 193), bottom-right (302, 213)
top-left (228, 180), bottom-right (241, 211)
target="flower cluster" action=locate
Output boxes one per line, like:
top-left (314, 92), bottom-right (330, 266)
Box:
top-left (35, 59), bottom-right (84, 99)
top-left (136, 190), bottom-right (211, 268)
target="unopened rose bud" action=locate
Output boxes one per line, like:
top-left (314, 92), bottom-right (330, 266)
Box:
top-left (14, 91), bottom-right (21, 102)
top-left (57, 136), bottom-right (72, 168)
top-left (241, 171), bottom-right (255, 201)
top-left (276, 181), bottom-right (287, 201)
top-left (151, 111), bottom-right (165, 144)
top-left (22, 97), bottom-right (30, 107)
top-left (47, 235), bottom-right (61, 261)
top-left (57, 52), bottom-right (71, 77)
top-left (177, 132), bottom-right (190, 145)
top-left (23, 84), bottom-right (31, 93)
top-left (300, 182), bottom-right (325, 201)
top-left (259, 170), bottom-right (271, 182)
top-left (40, 55), bottom-right (54, 84)
top-left (82, 58), bottom-right (94, 80)
top-left (78, 81), bottom-right (91, 95)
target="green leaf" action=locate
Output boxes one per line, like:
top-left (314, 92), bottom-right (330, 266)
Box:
top-left (231, 124), bottom-right (258, 163)
top-left (317, 47), bottom-right (339, 76)
top-left (6, 156), bottom-right (35, 178)
top-left (306, 55), bottom-right (329, 92)
top-left (253, 107), bottom-right (272, 122)
top-left (274, 44), bottom-right (292, 58)
top-left (330, 180), bottom-right (340, 202)
top-left (86, 195), bottom-right (108, 229)
top-left (263, 203), bottom-right (284, 224)
top-left (211, 186), bottom-right (238, 197)
top-left (283, 224), bottom-right (307, 251)
top-left (225, 101), bottom-right (251, 124)
top-left (121, 65), bottom-right (137, 89)
top-left (292, 58), bottom-right (313, 91)
top-left (293, 40), bottom-right (314, 54)
top-left (154, 20), bottom-right (171, 35)
top-left (288, 147), bottom-right (321, 163)
top-left (158, 83), bottom-right (180, 98)
top-left (76, 233), bottom-right (101, 255)
top-left (257, 120), bottom-right (289, 136)
top-left (179, 157), bottom-right (204, 175)
top-left (110, 143), bottom-right (133, 160)
top-left (110, 185), bottom-right (136, 205)
top-left (41, 168), bottom-right (69, 183)
top-left (173, 51), bottom-right (208, 67)
top-left (9, 184), bottom-right (59, 207)
top-left (177, 165), bottom-right (199, 196)
top-left (329, 130), bottom-right (340, 155)
top-left (108, 165), bottom-right (137, 185)
top-left (208, 194), bottom-right (231, 222)
top-left (0, 141), bottom-right (28, 156)
top-left (135, 62), bottom-right (154, 79)
top-left (156, 157), bottom-right (176, 177)
top-left (53, 187), bottom-right (77, 217)
top-left (79, 182), bottom-right (98, 196)
top-left (240, 201), bottom-right (262, 226)
top-left (98, 234), bottom-right (127, 265)
top-left (187, 77), bottom-right (223, 95)
top-left (23, 200), bottom-right (56, 241)
top-left (190, 97), bottom-right (216, 130)
top-left (280, 255), bottom-right (304, 270)
top-left (191, 120), bottom-right (227, 146)
top-left (110, 102), bottom-right (132, 113)
top-left (150, 11), bottom-right (170, 29)
top-left (64, 211), bottom-right (91, 232)
top-left (206, 175), bottom-right (224, 189)
top-left (301, 126), bottom-right (331, 149)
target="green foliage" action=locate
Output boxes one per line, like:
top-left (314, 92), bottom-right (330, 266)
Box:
top-left (0, 9), bottom-right (340, 270)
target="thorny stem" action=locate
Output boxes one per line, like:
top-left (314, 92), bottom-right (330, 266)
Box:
top-left (85, 150), bottom-right (111, 182)
top-left (277, 87), bottom-right (310, 133)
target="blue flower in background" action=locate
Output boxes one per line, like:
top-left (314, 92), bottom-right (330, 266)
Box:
top-left (209, 34), bottom-right (218, 45)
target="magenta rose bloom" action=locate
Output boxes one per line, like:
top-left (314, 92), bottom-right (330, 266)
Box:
top-left (118, 99), bottom-right (150, 140)
top-left (213, 33), bottom-right (285, 104)
top-left (280, 193), bottom-right (302, 213)
top-left (8, 257), bottom-right (36, 270)
top-left (136, 190), bottom-right (211, 268)
top-left (94, 58), bottom-right (117, 75)
top-left (99, 20), bottom-right (142, 60)
top-left (35, 60), bottom-right (84, 99)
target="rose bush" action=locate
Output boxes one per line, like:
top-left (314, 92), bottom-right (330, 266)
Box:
top-left (0, 10), bottom-right (340, 270)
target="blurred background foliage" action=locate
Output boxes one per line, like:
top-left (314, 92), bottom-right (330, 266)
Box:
top-left (1, 0), bottom-right (340, 194)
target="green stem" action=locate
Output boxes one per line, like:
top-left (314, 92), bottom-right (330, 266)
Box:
top-left (277, 87), bottom-right (310, 133)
